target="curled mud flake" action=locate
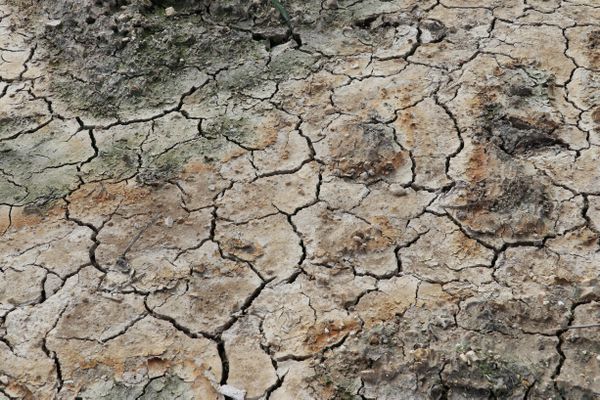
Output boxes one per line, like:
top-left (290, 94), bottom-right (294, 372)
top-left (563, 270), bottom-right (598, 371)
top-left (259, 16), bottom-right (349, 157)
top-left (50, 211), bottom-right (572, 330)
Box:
top-left (370, 23), bottom-right (419, 60)
top-left (419, 19), bottom-right (446, 44)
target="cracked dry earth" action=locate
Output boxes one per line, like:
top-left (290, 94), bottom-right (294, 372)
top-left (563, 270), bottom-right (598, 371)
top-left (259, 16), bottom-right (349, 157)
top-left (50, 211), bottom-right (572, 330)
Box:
top-left (1, 0), bottom-right (600, 399)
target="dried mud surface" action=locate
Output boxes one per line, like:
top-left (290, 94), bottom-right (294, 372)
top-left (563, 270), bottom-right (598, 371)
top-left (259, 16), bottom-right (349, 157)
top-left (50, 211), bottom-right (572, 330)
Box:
top-left (1, 0), bottom-right (600, 399)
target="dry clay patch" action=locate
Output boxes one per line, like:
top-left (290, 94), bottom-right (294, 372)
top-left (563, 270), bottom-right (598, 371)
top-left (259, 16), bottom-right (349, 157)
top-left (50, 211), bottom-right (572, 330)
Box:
top-left (1, 0), bottom-right (600, 399)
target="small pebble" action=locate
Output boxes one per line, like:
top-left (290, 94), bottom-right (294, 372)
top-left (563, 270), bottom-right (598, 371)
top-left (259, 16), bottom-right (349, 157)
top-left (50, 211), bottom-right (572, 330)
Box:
top-left (46, 19), bottom-right (62, 27)
top-left (165, 7), bottom-right (176, 17)
top-left (465, 350), bottom-right (479, 365)
top-left (325, 0), bottom-right (338, 9)
top-left (390, 184), bottom-right (408, 196)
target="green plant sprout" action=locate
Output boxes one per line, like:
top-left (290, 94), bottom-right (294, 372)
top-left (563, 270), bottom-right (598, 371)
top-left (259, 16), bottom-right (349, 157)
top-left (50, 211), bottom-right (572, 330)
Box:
top-left (270, 0), bottom-right (292, 29)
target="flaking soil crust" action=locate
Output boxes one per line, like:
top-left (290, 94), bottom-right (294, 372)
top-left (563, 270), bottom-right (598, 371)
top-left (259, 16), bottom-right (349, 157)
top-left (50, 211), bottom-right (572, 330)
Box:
top-left (1, 0), bottom-right (599, 399)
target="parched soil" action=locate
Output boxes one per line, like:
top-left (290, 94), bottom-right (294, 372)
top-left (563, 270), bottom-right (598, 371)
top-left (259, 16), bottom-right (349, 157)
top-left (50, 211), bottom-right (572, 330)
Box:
top-left (1, 0), bottom-right (600, 399)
